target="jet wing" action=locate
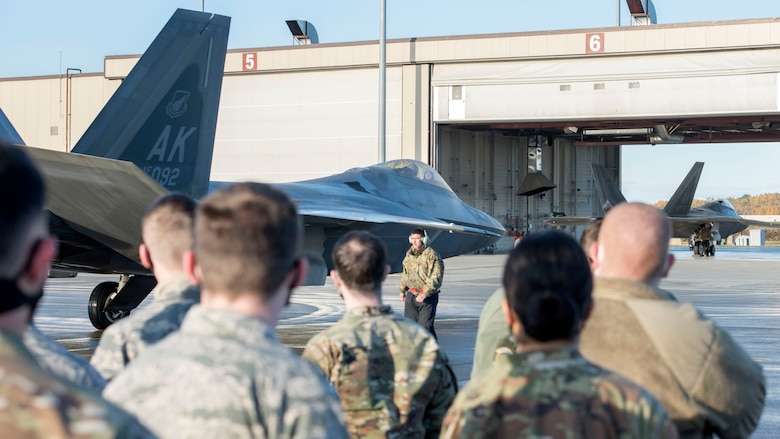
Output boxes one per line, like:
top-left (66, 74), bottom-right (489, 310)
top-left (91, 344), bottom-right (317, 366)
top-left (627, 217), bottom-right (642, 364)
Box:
top-left (545, 216), bottom-right (599, 226)
top-left (736, 218), bottom-right (780, 227)
top-left (300, 207), bottom-right (498, 236)
top-left (670, 215), bottom-right (780, 227)
top-left (26, 147), bottom-right (167, 270)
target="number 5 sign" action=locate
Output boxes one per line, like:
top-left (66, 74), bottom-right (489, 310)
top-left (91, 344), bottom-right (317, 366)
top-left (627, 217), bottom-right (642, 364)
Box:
top-left (585, 33), bottom-right (604, 54)
top-left (243, 52), bottom-right (258, 71)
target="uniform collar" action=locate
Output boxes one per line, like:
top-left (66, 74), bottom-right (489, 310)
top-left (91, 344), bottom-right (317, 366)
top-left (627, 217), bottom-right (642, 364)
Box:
top-left (497, 344), bottom-right (588, 372)
top-left (153, 275), bottom-right (200, 303)
top-left (408, 245), bottom-right (427, 256)
top-left (179, 305), bottom-right (278, 345)
top-left (594, 277), bottom-right (677, 301)
top-left (344, 305), bottom-right (394, 318)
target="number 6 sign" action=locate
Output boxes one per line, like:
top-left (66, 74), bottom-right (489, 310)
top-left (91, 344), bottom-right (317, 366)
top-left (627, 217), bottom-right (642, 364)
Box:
top-left (585, 33), bottom-right (604, 54)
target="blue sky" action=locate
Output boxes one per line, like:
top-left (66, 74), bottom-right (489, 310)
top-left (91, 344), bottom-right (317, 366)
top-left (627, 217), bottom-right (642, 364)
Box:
top-left (2, 0), bottom-right (780, 202)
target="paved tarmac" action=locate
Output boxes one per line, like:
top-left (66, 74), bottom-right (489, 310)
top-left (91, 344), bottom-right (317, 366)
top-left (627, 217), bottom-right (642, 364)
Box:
top-left (34, 247), bottom-right (780, 438)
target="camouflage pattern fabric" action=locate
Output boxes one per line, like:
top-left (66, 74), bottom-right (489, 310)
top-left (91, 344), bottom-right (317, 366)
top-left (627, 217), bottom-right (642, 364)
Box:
top-left (399, 246), bottom-right (443, 297)
top-left (302, 305), bottom-right (456, 438)
top-left (441, 346), bottom-right (679, 439)
top-left (103, 305), bottom-right (348, 439)
top-left (24, 323), bottom-right (107, 392)
top-left (0, 328), bottom-right (153, 438)
top-left (90, 276), bottom-right (199, 381)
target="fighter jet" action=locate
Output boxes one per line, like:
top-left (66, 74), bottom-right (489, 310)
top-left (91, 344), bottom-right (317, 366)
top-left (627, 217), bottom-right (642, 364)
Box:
top-left (1, 9), bottom-right (504, 329)
top-left (546, 162), bottom-right (780, 255)
top-left (211, 159), bottom-right (506, 285)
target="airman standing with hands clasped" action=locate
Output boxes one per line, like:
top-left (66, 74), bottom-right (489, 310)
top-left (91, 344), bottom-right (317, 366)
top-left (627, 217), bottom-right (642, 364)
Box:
top-left (400, 228), bottom-right (444, 340)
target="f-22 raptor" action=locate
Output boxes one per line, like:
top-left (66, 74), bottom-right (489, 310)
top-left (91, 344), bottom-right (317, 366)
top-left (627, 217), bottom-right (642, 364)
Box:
top-left (1, 9), bottom-right (504, 329)
top-left (547, 162), bottom-right (780, 255)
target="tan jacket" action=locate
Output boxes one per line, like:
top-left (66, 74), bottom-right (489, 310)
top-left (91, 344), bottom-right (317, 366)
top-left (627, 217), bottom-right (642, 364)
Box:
top-left (580, 277), bottom-right (765, 439)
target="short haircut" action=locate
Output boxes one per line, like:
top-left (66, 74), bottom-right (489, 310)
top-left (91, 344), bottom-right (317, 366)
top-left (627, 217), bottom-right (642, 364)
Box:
top-left (0, 143), bottom-right (46, 272)
top-left (194, 182), bottom-right (301, 298)
top-left (410, 228), bottom-right (425, 237)
top-left (502, 230), bottom-right (592, 342)
top-left (331, 231), bottom-right (387, 295)
top-left (579, 218), bottom-right (603, 252)
top-left (142, 193), bottom-right (197, 272)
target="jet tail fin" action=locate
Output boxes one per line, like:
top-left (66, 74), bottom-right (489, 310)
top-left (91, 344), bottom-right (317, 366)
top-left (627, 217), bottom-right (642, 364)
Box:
top-left (71, 9), bottom-right (230, 199)
top-left (0, 107), bottom-right (25, 145)
top-left (591, 163), bottom-right (627, 213)
top-left (664, 162), bottom-right (704, 217)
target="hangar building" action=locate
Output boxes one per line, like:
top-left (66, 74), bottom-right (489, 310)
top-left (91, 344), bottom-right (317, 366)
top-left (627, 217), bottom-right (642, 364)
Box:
top-left (3, 17), bottom-right (780, 235)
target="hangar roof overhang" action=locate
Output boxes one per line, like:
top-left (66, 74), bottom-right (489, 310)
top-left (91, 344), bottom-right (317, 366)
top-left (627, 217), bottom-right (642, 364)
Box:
top-left (455, 116), bottom-right (780, 146)
top-left (432, 45), bottom-right (780, 147)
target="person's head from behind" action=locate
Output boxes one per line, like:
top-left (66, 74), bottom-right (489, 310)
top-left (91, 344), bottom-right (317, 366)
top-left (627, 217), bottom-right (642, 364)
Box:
top-left (502, 230), bottom-right (593, 345)
top-left (579, 218), bottom-right (602, 272)
top-left (331, 231), bottom-right (389, 301)
top-left (409, 228), bottom-right (426, 251)
top-left (189, 182), bottom-right (307, 309)
top-left (0, 143), bottom-right (57, 325)
top-left (140, 193), bottom-right (197, 279)
top-left (595, 202), bottom-right (674, 286)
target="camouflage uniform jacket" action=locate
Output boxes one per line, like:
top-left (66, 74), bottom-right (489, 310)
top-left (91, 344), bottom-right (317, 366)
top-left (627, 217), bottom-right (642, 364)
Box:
top-left (103, 305), bottom-right (348, 439)
top-left (0, 327), bottom-right (153, 438)
top-left (24, 323), bottom-right (107, 392)
top-left (399, 246), bottom-right (444, 297)
top-left (441, 345), bottom-right (679, 439)
top-left (302, 305), bottom-right (456, 438)
top-left (90, 275), bottom-right (199, 381)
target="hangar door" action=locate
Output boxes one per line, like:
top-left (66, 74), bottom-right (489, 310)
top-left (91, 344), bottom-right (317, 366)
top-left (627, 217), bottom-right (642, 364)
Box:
top-left (212, 67), bottom-right (404, 183)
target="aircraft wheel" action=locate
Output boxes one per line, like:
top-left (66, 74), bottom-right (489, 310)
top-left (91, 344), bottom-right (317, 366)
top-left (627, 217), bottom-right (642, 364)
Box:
top-left (88, 281), bottom-right (130, 330)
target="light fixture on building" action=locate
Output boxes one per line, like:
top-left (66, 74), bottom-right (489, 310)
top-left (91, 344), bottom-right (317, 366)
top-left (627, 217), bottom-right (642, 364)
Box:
top-left (285, 20), bottom-right (319, 45)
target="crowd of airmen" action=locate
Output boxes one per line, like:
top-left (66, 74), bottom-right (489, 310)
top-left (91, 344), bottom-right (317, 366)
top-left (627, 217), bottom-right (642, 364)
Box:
top-left (0, 142), bottom-right (766, 438)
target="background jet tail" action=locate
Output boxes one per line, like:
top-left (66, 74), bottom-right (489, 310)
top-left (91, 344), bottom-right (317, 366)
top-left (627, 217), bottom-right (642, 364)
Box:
top-left (664, 162), bottom-right (704, 217)
top-left (0, 107), bottom-right (25, 145)
top-left (591, 163), bottom-right (627, 213)
top-left (71, 9), bottom-right (230, 199)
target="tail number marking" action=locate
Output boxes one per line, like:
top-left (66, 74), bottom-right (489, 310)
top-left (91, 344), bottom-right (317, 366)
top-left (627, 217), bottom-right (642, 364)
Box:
top-left (143, 166), bottom-right (179, 187)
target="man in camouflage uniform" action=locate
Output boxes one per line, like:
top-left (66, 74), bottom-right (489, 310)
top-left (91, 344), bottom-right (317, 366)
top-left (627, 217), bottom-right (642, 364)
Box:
top-left (441, 230), bottom-right (677, 439)
top-left (399, 228), bottom-right (443, 339)
top-left (303, 231), bottom-right (456, 438)
top-left (0, 142), bottom-right (152, 437)
top-left (104, 182), bottom-right (348, 439)
top-left (91, 192), bottom-right (200, 381)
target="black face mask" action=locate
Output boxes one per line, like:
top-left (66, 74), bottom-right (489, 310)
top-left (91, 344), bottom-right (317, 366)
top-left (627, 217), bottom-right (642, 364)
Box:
top-left (0, 239), bottom-right (45, 318)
